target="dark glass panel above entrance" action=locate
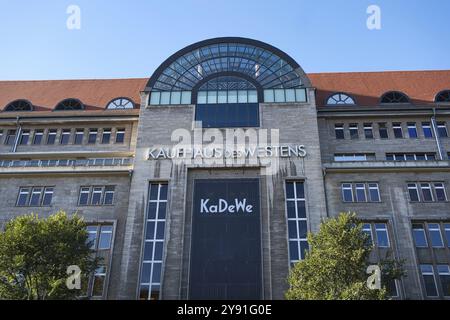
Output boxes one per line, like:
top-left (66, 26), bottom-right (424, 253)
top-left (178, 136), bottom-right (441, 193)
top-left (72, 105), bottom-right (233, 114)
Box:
top-left (195, 103), bottom-right (259, 128)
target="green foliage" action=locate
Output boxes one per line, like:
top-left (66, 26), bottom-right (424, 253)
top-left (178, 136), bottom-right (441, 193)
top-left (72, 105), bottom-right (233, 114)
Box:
top-left (286, 212), bottom-right (405, 300)
top-left (0, 211), bottom-right (99, 300)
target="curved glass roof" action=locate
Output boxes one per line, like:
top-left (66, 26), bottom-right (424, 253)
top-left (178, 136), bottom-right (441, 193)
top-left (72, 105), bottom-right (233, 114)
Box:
top-left (147, 37), bottom-right (309, 92)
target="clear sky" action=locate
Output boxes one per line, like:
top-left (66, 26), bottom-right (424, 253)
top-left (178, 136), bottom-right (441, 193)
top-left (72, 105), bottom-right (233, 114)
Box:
top-left (0, 0), bottom-right (449, 80)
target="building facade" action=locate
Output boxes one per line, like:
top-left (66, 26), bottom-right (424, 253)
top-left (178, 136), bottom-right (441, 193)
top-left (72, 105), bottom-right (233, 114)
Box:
top-left (0, 37), bottom-right (449, 300)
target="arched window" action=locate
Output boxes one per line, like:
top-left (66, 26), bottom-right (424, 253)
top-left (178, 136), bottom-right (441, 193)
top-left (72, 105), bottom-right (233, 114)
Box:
top-left (106, 98), bottom-right (135, 109)
top-left (147, 37), bottom-right (311, 109)
top-left (435, 90), bottom-right (450, 103)
top-left (54, 98), bottom-right (85, 111)
top-left (380, 91), bottom-right (410, 104)
top-left (4, 99), bottom-right (33, 112)
top-left (326, 93), bottom-right (356, 105)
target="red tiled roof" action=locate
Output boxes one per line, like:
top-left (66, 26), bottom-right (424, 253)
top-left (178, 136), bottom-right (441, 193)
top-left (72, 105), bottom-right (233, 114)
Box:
top-left (0, 78), bottom-right (146, 112)
top-left (309, 70), bottom-right (450, 106)
top-left (0, 70), bottom-right (449, 111)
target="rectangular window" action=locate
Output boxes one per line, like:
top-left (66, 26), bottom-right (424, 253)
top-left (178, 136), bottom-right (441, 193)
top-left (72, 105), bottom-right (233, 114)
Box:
top-left (437, 265), bottom-right (450, 297)
top-left (60, 129), bottom-right (71, 145)
top-left (91, 187), bottom-right (103, 205)
top-left (5, 130), bottom-right (17, 145)
top-left (140, 183), bottom-right (168, 300)
top-left (84, 223), bottom-right (114, 299)
top-left (378, 123), bottom-right (389, 139)
top-left (364, 123), bottom-right (373, 139)
top-left (0, 130), bottom-right (3, 144)
top-left (349, 123), bottom-right (359, 139)
top-left (47, 129), bottom-right (57, 145)
top-left (74, 129), bottom-right (84, 144)
top-left (102, 128), bottom-right (111, 144)
top-left (334, 153), bottom-right (375, 162)
top-left (98, 225), bottom-right (113, 250)
top-left (79, 187), bottom-right (91, 206)
top-left (16, 187), bottom-right (30, 206)
top-left (428, 223), bottom-right (444, 248)
top-left (29, 187), bottom-right (43, 206)
top-left (409, 183), bottom-right (418, 197)
top-left (412, 223), bottom-right (428, 248)
top-left (422, 122), bottom-right (433, 138)
top-left (115, 128), bottom-right (125, 143)
top-left (334, 124), bottom-right (344, 139)
top-left (368, 183), bottom-right (381, 202)
top-left (355, 183), bottom-right (367, 202)
top-left (375, 223), bottom-right (390, 248)
top-left (437, 122), bottom-right (448, 138)
top-left (393, 123), bottom-right (403, 138)
top-left (285, 181), bottom-right (308, 266)
top-left (42, 187), bottom-right (54, 206)
top-left (88, 129), bottom-right (98, 144)
top-left (362, 223), bottom-right (373, 246)
top-left (103, 186), bottom-right (115, 205)
top-left (342, 183), bottom-right (354, 202)
top-left (420, 183), bottom-right (434, 202)
top-left (434, 183), bottom-right (447, 202)
top-left (33, 130), bottom-right (44, 145)
top-left (78, 186), bottom-right (115, 206)
top-left (420, 265), bottom-right (438, 297)
top-left (19, 130), bottom-right (30, 145)
top-left (407, 123), bottom-right (418, 138)
top-left (445, 224), bottom-right (450, 248)
top-left (16, 187), bottom-right (53, 207)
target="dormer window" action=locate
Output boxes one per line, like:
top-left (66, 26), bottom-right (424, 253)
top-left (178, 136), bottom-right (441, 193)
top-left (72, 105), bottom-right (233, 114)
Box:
top-left (380, 91), bottom-right (409, 104)
top-left (54, 98), bottom-right (84, 111)
top-left (4, 99), bottom-right (33, 112)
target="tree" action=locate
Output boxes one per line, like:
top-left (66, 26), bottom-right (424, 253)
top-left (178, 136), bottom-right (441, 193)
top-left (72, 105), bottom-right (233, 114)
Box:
top-left (0, 211), bottom-right (100, 300)
top-left (286, 212), bottom-right (405, 300)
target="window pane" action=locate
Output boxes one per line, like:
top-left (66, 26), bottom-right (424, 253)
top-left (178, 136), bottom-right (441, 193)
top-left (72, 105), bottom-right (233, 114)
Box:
top-left (181, 91), bottom-right (191, 104)
top-left (227, 90), bottom-right (237, 103)
top-left (375, 224), bottom-right (389, 248)
top-left (355, 184), bottom-right (366, 202)
top-left (144, 242), bottom-right (154, 261)
top-left (170, 91), bottom-right (181, 105)
top-left (248, 90), bottom-right (258, 103)
top-left (217, 91), bottom-right (227, 104)
top-left (429, 224), bottom-right (444, 247)
top-left (295, 89), bottom-right (306, 102)
top-left (158, 202), bottom-right (167, 220)
top-left (286, 201), bottom-right (296, 218)
top-left (274, 89), bottom-right (285, 103)
top-left (237, 90), bottom-right (248, 103)
top-left (92, 275), bottom-right (105, 297)
top-left (289, 241), bottom-right (299, 261)
top-left (154, 242), bottom-right (163, 261)
top-left (285, 89), bottom-right (296, 102)
top-left (264, 89), bottom-right (274, 103)
top-left (150, 92), bottom-right (161, 105)
top-left (286, 182), bottom-right (295, 199)
top-left (160, 92), bottom-right (170, 105)
top-left (412, 225), bottom-right (428, 247)
top-left (152, 263), bottom-right (162, 283)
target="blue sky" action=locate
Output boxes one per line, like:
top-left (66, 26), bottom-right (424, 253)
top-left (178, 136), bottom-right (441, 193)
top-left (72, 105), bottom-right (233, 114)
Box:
top-left (0, 0), bottom-right (449, 80)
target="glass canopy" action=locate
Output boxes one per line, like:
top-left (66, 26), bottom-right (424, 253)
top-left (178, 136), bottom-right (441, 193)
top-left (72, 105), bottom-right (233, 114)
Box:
top-left (147, 38), bottom-right (308, 93)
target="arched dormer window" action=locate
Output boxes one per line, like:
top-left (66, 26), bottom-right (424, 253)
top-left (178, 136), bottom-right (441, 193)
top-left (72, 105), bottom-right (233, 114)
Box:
top-left (380, 91), bottom-right (410, 104)
top-left (326, 93), bottom-right (356, 105)
top-left (106, 98), bottom-right (135, 109)
top-left (435, 90), bottom-right (450, 103)
top-left (4, 99), bottom-right (34, 112)
top-left (54, 98), bottom-right (84, 111)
